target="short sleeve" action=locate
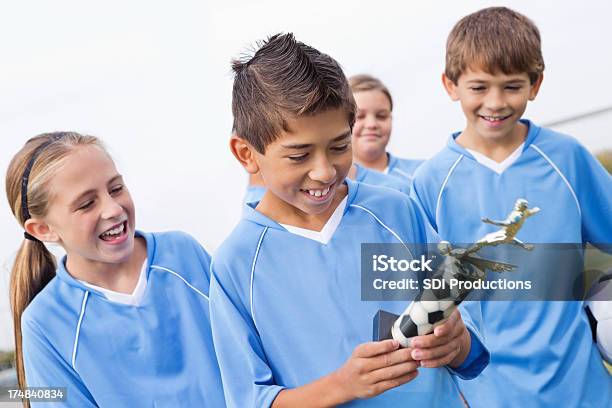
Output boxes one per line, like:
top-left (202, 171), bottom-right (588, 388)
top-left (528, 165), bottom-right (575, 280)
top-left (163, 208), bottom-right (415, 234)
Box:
top-left (209, 259), bottom-right (286, 407)
top-left (22, 316), bottom-right (97, 407)
top-left (574, 146), bottom-right (612, 244)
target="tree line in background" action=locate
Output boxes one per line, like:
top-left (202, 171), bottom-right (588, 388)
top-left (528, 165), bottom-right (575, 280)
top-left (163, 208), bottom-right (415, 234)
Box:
top-left (0, 351), bottom-right (15, 370)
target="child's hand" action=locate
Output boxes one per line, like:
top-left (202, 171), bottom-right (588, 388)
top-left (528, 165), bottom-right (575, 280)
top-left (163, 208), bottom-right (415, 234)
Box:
top-left (409, 309), bottom-right (470, 369)
top-left (331, 339), bottom-right (419, 400)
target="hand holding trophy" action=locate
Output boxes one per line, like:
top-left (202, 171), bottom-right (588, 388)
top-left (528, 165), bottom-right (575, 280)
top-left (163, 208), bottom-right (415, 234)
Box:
top-left (374, 198), bottom-right (539, 347)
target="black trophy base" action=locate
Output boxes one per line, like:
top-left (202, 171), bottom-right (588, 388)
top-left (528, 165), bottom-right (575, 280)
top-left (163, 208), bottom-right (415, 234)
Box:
top-left (373, 309), bottom-right (399, 341)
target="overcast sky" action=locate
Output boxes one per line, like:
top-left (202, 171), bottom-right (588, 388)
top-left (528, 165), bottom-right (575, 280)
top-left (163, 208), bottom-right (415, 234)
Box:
top-left (1, 0), bottom-right (610, 350)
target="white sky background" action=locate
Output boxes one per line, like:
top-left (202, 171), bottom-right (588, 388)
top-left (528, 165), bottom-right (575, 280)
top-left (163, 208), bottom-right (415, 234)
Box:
top-left (0, 0), bottom-right (610, 350)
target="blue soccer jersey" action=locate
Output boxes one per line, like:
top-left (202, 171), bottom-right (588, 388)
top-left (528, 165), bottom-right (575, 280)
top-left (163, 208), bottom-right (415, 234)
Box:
top-left (354, 163), bottom-right (410, 194)
top-left (386, 153), bottom-right (423, 180)
top-left (211, 179), bottom-right (489, 407)
top-left (411, 119), bottom-right (612, 407)
top-left (22, 231), bottom-right (226, 407)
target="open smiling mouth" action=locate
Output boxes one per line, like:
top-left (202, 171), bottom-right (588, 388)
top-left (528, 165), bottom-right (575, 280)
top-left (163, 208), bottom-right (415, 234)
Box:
top-left (300, 185), bottom-right (332, 201)
top-left (99, 220), bottom-right (128, 242)
top-left (479, 114), bottom-right (512, 124)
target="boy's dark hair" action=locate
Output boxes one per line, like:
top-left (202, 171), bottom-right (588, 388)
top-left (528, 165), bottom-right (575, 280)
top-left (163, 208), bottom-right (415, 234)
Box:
top-left (349, 74), bottom-right (393, 111)
top-left (231, 33), bottom-right (355, 153)
top-left (445, 7), bottom-right (545, 84)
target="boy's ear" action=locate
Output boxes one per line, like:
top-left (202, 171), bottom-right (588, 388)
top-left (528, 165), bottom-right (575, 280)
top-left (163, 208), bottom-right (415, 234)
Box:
top-left (24, 218), bottom-right (60, 243)
top-left (229, 134), bottom-right (260, 174)
top-left (529, 73), bottom-right (544, 101)
top-left (442, 73), bottom-right (460, 101)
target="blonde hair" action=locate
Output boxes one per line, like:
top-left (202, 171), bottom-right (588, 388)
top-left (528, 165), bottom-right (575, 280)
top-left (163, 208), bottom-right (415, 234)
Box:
top-left (5, 132), bottom-right (103, 405)
top-left (348, 74), bottom-right (393, 111)
top-left (445, 7), bottom-right (545, 84)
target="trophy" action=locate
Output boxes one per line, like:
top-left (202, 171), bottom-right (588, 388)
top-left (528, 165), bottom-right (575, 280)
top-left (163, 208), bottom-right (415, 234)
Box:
top-left (373, 198), bottom-right (540, 347)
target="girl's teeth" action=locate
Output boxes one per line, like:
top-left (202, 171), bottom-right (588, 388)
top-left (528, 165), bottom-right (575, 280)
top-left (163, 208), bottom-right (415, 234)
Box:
top-left (101, 223), bottom-right (125, 237)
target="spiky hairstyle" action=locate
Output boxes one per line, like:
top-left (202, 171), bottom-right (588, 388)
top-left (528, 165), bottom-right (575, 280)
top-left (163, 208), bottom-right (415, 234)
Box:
top-left (231, 33), bottom-right (355, 153)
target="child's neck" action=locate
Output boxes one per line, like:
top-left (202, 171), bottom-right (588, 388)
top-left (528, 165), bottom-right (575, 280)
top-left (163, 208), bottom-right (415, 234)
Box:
top-left (257, 184), bottom-right (348, 232)
top-left (456, 121), bottom-right (528, 163)
top-left (66, 237), bottom-right (147, 294)
top-left (248, 172), bottom-right (266, 187)
top-left (354, 152), bottom-right (388, 172)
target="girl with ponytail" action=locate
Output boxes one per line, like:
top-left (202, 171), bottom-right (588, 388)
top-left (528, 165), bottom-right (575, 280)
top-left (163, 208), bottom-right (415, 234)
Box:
top-left (6, 133), bottom-right (225, 407)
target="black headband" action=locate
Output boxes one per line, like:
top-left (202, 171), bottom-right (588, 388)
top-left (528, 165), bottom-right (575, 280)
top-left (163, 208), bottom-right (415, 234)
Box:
top-left (21, 134), bottom-right (64, 242)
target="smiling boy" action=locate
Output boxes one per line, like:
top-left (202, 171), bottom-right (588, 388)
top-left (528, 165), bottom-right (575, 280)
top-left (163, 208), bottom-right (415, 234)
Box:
top-left (411, 7), bottom-right (612, 407)
top-left (210, 33), bottom-right (489, 407)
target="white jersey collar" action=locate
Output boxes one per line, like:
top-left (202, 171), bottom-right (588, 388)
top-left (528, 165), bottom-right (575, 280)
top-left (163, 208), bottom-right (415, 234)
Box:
top-left (79, 259), bottom-right (148, 306)
top-left (466, 142), bottom-right (524, 175)
top-left (280, 196), bottom-right (348, 244)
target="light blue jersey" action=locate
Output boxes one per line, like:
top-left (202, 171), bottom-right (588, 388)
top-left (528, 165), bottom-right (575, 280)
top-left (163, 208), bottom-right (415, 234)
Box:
top-left (411, 119), bottom-right (612, 407)
top-left (354, 163), bottom-right (410, 194)
top-left (387, 153), bottom-right (423, 180)
top-left (211, 179), bottom-right (489, 407)
top-left (22, 231), bottom-right (226, 407)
